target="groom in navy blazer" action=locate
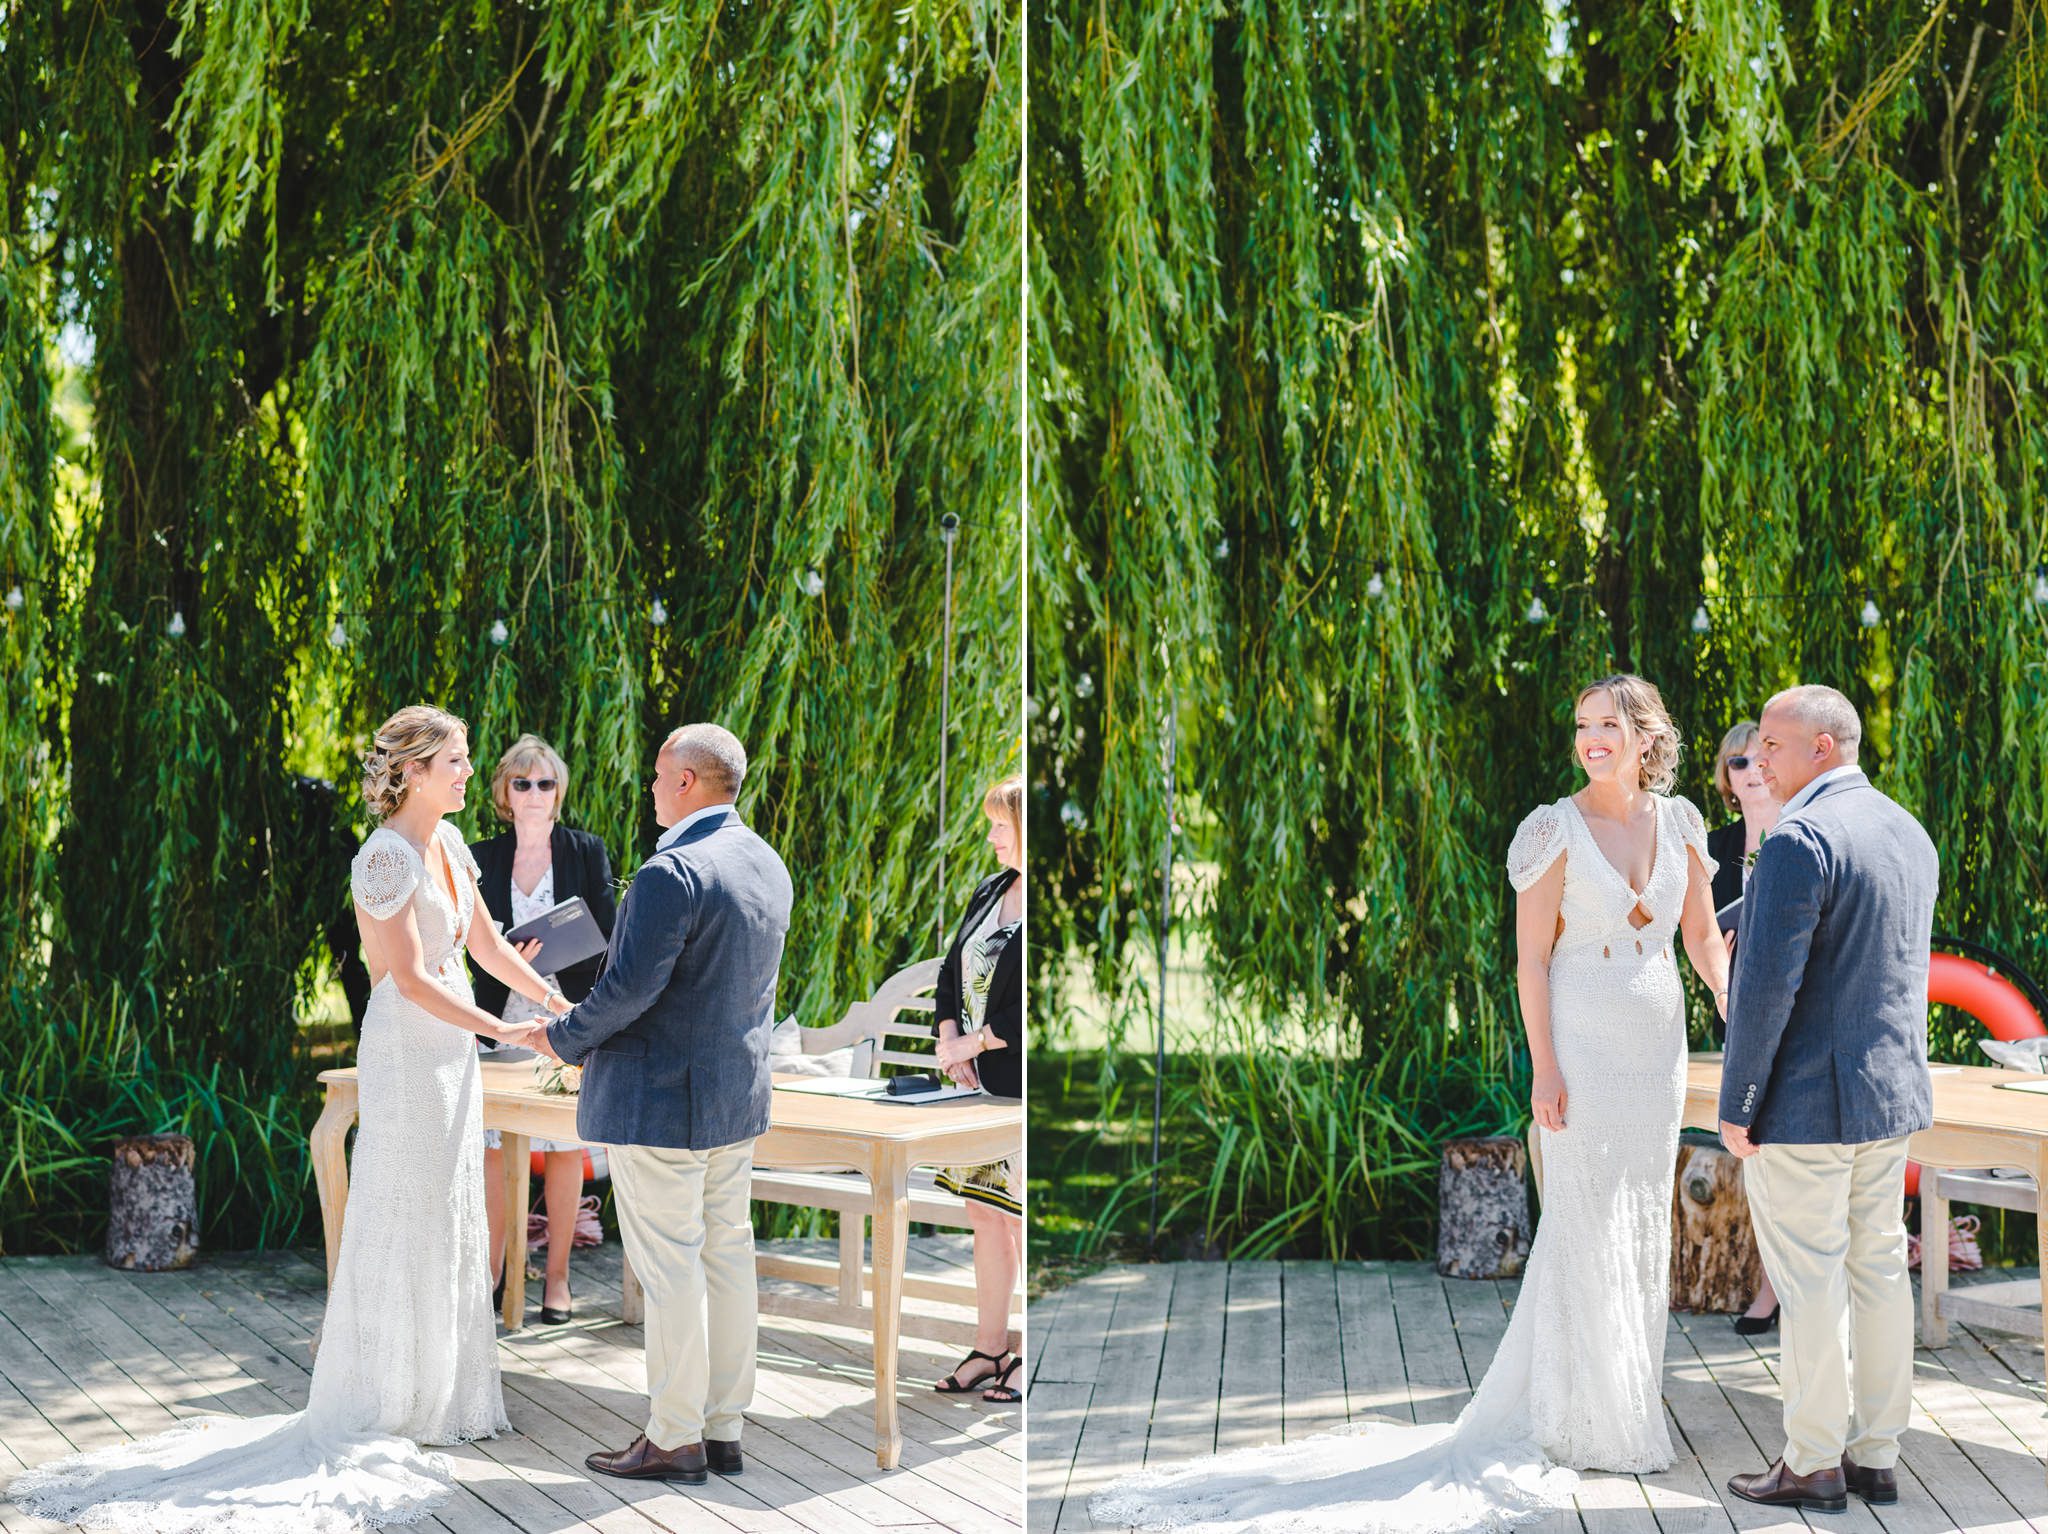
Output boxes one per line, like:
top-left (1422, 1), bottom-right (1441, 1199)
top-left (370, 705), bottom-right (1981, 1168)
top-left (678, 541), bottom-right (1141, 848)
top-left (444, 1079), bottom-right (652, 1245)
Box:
top-left (525, 722), bottom-right (793, 1486)
top-left (1717, 685), bottom-right (1937, 1514)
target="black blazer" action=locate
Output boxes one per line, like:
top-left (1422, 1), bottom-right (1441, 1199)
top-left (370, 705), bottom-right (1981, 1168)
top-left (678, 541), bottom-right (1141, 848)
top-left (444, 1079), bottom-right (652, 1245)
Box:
top-left (468, 824), bottom-right (617, 1017)
top-left (934, 869), bottom-right (1022, 1099)
top-left (1705, 818), bottom-right (1747, 915)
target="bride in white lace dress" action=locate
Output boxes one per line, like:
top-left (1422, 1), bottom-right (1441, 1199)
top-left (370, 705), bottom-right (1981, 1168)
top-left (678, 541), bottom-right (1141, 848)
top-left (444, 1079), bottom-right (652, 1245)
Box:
top-left (9, 705), bottom-right (571, 1533)
top-left (1092, 675), bottom-right (1733, 1533)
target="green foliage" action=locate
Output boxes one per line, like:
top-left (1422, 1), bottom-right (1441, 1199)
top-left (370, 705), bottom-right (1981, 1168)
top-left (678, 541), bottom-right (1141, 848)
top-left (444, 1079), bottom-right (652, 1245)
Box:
top-left (1034, 0), bottom-right (2048, 1255)
top-left (0, 985), bottom-right (316, 1255)
top-left (0, 0), bottom-right (1019, 1253)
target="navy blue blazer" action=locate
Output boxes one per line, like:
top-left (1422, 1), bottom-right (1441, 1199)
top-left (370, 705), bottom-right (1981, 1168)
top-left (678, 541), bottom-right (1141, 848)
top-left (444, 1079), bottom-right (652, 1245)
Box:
top-left (1719, 770), bottom-right (1939, 1145)
top-left (545, 806), bottom-right (794, 1151)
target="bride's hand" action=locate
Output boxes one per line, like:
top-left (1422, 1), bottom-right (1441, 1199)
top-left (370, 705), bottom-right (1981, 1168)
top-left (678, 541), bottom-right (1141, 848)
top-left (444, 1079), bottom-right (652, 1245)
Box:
top-left (1531, 1066), bottom-right (1568, 1132)
top-left (544, 990), bottom-right (573, 1017)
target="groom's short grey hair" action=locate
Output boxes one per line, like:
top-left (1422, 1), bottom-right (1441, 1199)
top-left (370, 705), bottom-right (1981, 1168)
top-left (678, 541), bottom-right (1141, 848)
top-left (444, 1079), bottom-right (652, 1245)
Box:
top-left (662, 723), bottom-right (748, 797)
top-left (1769, 685), bottom-right (1862, 762)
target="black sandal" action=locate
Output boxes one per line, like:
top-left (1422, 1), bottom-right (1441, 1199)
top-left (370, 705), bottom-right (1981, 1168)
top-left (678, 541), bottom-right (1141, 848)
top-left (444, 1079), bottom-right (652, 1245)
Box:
top-left (981, 1354), bottom-right (1022, 1404)
top-left (935, 1348), bottom-right (1009, 1394)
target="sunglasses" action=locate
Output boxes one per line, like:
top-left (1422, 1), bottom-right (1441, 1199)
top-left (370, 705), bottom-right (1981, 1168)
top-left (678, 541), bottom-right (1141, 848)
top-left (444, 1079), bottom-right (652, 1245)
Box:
top-left (1727, 756), bottom-right (1751, 771)
top-left (510, 777), bottom-right (559, 793)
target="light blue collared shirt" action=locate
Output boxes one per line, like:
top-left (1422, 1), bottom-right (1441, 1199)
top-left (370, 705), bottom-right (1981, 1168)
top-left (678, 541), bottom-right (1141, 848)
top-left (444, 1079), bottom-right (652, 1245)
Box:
top-left (1780, 764), bottom-right (1865, 818)
top-left (655, 801), bottom-right (738, 852)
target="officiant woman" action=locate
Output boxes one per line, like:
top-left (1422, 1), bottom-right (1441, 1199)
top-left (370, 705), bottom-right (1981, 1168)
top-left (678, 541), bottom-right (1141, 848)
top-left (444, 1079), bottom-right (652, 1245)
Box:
top-left (470, 733), bottom-right (617, 1324)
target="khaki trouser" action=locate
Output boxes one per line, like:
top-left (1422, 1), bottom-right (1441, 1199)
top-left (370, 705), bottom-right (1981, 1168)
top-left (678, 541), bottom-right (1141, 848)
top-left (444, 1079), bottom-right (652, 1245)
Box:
top-left (609, 1138), bottom-right (758, 1447)
top-left (1743, 1135), bottom-right (1914, 1475)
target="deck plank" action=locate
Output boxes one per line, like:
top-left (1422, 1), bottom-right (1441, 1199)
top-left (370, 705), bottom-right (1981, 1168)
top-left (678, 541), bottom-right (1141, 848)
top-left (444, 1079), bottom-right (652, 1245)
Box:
top-left (1051, 1261), bottom-right (2048, 1534)
top-left (0, 1239), bottom-right (1017, 1534)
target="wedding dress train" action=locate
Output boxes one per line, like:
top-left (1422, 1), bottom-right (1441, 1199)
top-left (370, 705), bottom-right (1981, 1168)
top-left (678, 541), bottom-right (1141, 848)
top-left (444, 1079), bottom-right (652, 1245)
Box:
top-left (1091, 795), bottom-right (1715, 1533)
top-left (8, 821), bottom-right (510, 1532)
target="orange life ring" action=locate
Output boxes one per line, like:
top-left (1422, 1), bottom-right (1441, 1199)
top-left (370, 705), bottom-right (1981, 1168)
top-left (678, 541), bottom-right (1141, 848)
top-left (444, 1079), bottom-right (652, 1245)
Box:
top-left (1904, 953), bottom-right (2046, 1196)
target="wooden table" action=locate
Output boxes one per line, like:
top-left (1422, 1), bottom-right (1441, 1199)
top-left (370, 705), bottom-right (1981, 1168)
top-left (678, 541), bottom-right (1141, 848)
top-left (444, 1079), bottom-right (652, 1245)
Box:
top-left (1681, 1052), bottom-right (2048, 1353)
top-left (311, 1058), bottom-right (1023, 1469)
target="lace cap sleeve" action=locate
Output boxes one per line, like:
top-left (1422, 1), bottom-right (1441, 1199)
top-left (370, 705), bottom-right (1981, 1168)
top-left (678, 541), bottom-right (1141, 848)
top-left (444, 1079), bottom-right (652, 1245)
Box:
top-left (351, 831), bottom-right (420, 920)
top-left (1669, 795), bottom-right (1719, 881)
top-left (1506, 802), bottom-right (1568, 892)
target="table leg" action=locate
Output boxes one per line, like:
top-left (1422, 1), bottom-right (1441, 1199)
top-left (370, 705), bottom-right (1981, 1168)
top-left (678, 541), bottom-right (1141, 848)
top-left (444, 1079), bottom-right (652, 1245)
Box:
top-left (501, 1133), bottom-right (531, 1329)
top-left (621, 1248), bottom-right (644, 1326)
top-left (2036, 1145), bottom-right (2048, 1365)
top-left (839, 1213), bottom-right (865, 1308)
top-left (870, 1148), bottom-right (910, 1471)
top-left (1920, 1166), bottom-right (1950, 1348)
top-left (310, 1088), bottom-right (356, 1286)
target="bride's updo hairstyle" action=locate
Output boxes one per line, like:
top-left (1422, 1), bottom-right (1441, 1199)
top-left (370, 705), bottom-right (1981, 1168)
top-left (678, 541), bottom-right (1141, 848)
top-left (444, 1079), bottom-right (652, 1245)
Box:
top-left (1574, 673), bottom-right (1681, 795)
top-left (361, 705), bottom-right (468, 820)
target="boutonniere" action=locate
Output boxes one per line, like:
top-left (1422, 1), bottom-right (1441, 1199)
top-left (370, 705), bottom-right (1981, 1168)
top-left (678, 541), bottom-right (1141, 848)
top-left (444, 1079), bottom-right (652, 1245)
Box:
top-left (1743, 826), bottom-right (1769, 875)
top-left (538, 1061), bottom-right (582, 1095)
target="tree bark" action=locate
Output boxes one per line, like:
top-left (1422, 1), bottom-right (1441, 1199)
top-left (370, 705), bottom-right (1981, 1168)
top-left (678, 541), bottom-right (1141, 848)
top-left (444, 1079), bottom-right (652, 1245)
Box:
top-left (106, 1134), bottom-right (199, 1271)
top-left (1436, 1135), bottom-right (1533, 1279)
top-left (1668, 1129), bottom-right (1765, 1312)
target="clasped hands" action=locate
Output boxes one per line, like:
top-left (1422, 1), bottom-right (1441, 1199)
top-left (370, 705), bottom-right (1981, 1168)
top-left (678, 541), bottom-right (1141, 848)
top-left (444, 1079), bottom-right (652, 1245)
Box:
top-left (933, 1026), bottom-right (1005, 1088)
top-left (495, 975), bottom-right (571, 1060)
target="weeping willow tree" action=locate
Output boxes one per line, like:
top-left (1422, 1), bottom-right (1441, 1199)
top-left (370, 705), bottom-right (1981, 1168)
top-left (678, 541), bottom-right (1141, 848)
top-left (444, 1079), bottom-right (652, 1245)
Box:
top-left (0, 0), bottom-right (1019, 1253)
top-left (1032, 0), bottom-right (2048, 1255)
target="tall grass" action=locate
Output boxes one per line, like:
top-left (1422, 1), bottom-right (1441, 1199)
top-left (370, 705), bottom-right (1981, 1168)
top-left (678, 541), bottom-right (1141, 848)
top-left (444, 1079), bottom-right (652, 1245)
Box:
top-left (1040, 989), bottom-right (2043, 1270)
top-left (0, 984), bottom-right (317, 1255)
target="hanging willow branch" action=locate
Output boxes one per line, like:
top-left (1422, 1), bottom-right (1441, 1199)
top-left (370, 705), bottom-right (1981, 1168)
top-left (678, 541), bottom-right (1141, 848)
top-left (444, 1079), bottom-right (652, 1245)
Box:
top-left (0, 0), bottom-right (1019, 1251)
top-left (1034, 0), bottom-right (2048, 1222)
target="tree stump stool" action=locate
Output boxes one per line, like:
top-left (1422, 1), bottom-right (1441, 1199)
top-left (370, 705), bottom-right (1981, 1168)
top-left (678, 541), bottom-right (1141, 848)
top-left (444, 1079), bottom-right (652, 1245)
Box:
top-left (1436, 1136), bottom-right (1532, 1279)
top-left (1669, 1128), bottom-right (1763, 1311)
top-left (107, 1134), bottom-right (199, 1271)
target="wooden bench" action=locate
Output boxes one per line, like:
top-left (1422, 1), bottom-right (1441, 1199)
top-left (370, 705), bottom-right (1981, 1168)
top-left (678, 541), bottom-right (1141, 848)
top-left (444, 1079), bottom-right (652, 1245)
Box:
top-left (747, 958), bottom-right (1021, 1347)
top-left (1920, 1165), bottom-right (2040, 1345)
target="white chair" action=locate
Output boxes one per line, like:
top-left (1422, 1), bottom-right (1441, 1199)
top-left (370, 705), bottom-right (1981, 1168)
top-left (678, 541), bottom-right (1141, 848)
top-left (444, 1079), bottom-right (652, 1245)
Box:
top-left (749, 958), bottom-right (1020, 1346)
top-left (1919, 1166), bottom-right (2040, 1345)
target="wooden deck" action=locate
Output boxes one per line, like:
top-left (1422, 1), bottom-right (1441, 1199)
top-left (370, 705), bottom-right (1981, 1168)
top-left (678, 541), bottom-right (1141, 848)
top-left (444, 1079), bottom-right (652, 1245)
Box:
top-left (0, 1235), bottom-right (1021, 1533)
top-left (1031, 1261), bottom-right (2048, 1533)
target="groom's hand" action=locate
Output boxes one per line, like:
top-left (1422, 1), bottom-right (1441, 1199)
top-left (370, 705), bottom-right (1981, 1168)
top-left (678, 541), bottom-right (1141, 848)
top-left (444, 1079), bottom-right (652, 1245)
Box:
top-left (1720, 1120), bottom-right (1758, 1158)
top-left (529, 1025), bottom-right (564, 1062)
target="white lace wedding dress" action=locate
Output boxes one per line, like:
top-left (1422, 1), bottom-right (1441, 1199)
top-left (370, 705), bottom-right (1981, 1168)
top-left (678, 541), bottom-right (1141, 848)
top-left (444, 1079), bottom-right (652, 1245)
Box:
top-left (9, 821), bottom-right (510, 1533)
top-left (1092, 794), bottom-right (1715, 1534)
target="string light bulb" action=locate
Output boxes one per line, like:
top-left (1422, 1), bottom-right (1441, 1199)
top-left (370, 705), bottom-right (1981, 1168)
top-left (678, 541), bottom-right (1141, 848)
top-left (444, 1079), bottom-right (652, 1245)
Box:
top-left (167, 610), bottom-right (186, 638)
top-left (490, 618), bottom-right (509, 645)
top-left (1525, 596), bottom-right (1548, 623)
top-left (1691, 605), bottom-right (1710, 634)
top-left (649, 597), bottom-right (668, 627)
top-left (4, 584), bottom-right (21, 612)
top-left (1859, 599), bottom-right (1881, 629)
top-left (801, 569), bottom-right (825, 598)
top-left (2033, 568), bottom-right (2048, 605)
top-left (1366, 569), bottom-right (1386, 599)
top-left (328, 620), bottom-right (348, 649)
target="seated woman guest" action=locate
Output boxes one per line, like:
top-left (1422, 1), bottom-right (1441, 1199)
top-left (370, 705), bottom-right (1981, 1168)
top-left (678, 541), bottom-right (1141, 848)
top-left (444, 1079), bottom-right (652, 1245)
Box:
top-left (931, 774), bottom-right (1025, 1404)
top-left (1704, 717), bottom-right (1783, 1336)
top-left (470, 733), bottom-right (616, 1324)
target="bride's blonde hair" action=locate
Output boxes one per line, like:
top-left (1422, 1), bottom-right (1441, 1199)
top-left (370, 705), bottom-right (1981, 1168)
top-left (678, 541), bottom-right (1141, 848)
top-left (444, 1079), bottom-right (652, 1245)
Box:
top-left (1574, 674), bottom-right (1681, 794)
top-left (361, 705), bottom-right (468, 819)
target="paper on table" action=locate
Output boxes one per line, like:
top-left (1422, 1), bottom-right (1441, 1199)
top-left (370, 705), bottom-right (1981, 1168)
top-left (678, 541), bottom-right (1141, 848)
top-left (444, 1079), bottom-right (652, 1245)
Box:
top-left (773, 1076), bottom-right (981, 1103)
top-left (1993, 1077), bottom-right (2048, 1095)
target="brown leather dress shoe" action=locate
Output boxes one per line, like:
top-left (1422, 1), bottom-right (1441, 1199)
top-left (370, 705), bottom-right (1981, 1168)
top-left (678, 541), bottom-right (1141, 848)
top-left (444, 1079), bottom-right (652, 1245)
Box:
top-left (1728, 1459), bottom-right (1847, 1513)
top-left (585, 1434), bottom-right (709, 1484)
top-left (706, 1438), bottom-right (743, 1476)
top-left (1842, 1456), bottom-right (1899, 1504)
